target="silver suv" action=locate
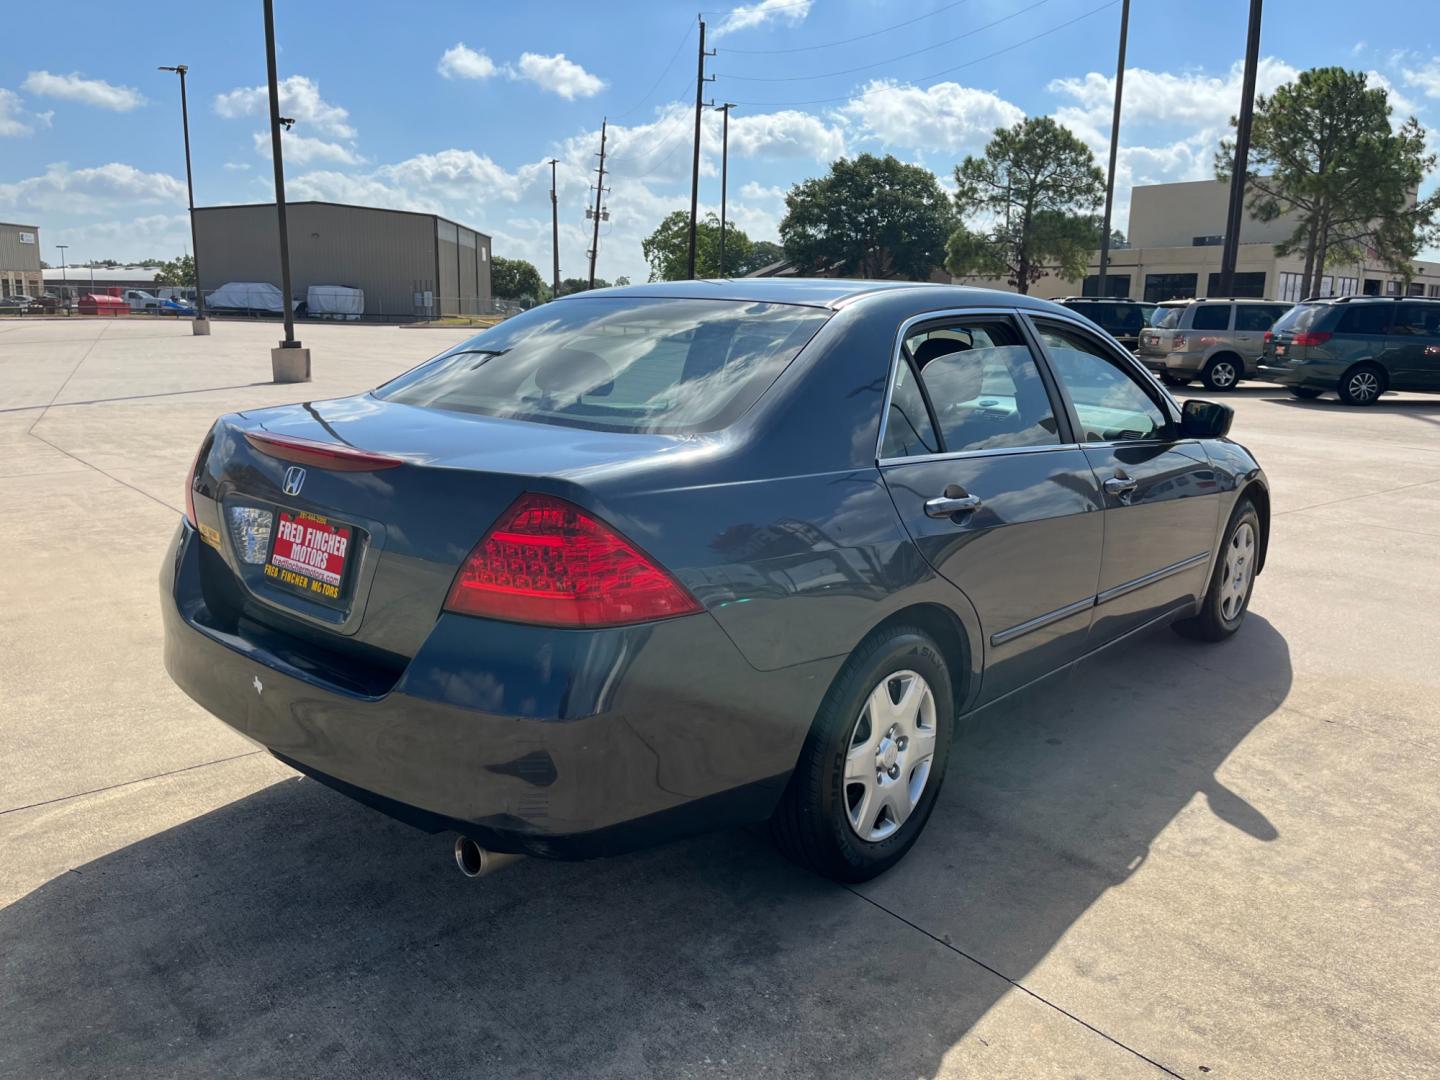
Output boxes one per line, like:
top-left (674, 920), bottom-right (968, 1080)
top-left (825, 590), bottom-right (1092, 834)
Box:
top-left (1137, 298), bottom-right (1293, 391)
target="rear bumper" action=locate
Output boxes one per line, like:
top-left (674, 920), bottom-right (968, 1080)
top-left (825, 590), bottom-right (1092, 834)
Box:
top-left (161, 522), bottom-right (838, 858)
top-left (1253, 358), bottom-right (1336, 388)
top-left (1138, 351), bottom-right (1204, 374)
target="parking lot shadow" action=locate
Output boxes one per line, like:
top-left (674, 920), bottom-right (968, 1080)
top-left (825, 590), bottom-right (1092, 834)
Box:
top-left (0, 617), bottom-right (1290, 1079)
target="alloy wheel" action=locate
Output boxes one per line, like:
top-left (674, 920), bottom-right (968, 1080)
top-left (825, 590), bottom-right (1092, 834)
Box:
top-left (1347, 370), bottom-right (1380, 403)
top-left (843, 670), bottom-right (937, 842)
top-left (1219, 520), bottom-right (1256, 622)
top-left (1210, 361), bottom-right (1238, 389)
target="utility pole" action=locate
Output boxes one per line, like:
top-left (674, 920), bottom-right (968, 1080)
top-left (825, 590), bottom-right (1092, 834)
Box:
top-left (548, 158), bottom-right (561, 299)
top-left (159, 63), bottom-right (209, 334)
top-left (1095, 0), bottom-right (1129, 299)
top-left (1218, 0), bottom-right (1263, 298)
top-left (56, 245), bottom-right (68, 307)
top-left (717, 103), bottom-right (736, 277)
top-left (263, 0), bottom-right (308, 380)
top-left (686, 17), bottom-right (715, 279)
top-left (587, 120), bottom-right (609, 289)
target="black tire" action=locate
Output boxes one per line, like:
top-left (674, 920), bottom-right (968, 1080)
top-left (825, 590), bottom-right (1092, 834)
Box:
top-left (771, 626), bottom-right (955, 883)
top-left (1338, 364), bottom-right (1385, 406)
top-left (1287, 387), bottom-right (1323, 400)
top-left (1160, 373), bottom-right (1191, 388)
top-left (1201, 354), bottom-right (1242, 392)
top-left (1173, 499), bottom-right (1260, 643)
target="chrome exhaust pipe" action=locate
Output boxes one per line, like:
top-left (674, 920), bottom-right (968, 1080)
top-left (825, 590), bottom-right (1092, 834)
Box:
top-left (453, 836), bottom-right (521, 879)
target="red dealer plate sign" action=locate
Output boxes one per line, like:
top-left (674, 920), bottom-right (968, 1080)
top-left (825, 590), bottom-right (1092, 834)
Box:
top-left (265, 510), bottom-right (353, 604)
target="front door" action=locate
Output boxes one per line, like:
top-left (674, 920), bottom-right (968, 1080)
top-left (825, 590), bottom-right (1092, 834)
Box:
top-left (878, 312), bottom-right (1105, 703)
top-left (1027, 317), bottom-right (1222, 645)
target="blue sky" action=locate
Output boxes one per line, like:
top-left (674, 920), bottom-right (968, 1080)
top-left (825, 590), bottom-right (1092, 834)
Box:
top-left (2, 0), bottom-right (1438, 283)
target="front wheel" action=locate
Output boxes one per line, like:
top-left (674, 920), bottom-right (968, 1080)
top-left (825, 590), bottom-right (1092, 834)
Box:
top-left (1202, 355), bottom-right (1242, 392)
top-left (771, 627), bottom-right (954, 882)
top-left (1173, 500), bottom-right (1260, 642)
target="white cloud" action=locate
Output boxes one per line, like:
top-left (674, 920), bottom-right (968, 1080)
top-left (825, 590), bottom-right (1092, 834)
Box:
top-left (740, 181), bottom-right (787, 201)
top-left (729, 109), bottom-right (845, 160)
top-left (214, 75), bottom-right (355, 139)
top-left (438, 43), bottom-right (499, 81)
top-left (839, 80), bottom-right (1024, 155)
top-left (0, 163), bottom-right (185, 214)
top-left (0, 89), bottom-right (32, 135)
top-left (21, 71), bottom-right (146, 111)
top-left (509, 53), bottom-right (605, 100)
top-left (1364, 70), bottom-right (1420, 119)
top-left (252, 129), bottom-right (365, 167)
top-left (223, 161), bottom-right (251, 171)
top-left (1401, 56), bottom-right (1440, 98)
top-left (713, 0), bottom-right (813, 37)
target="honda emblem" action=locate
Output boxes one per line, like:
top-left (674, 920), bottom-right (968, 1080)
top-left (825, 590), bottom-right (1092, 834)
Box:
top-left (282, 466), bottom-right (306, 497)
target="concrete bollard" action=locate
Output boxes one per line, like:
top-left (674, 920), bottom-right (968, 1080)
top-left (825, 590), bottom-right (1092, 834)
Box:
top-left (271, 345), bottom-right (311, 383)
top-left (192, 317), bottom-right (211, 336)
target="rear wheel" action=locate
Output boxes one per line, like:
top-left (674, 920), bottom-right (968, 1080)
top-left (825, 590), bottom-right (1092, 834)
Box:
top-left (1338, 364), bottom-right (1384, 406)
top-left (1287, 387), bottom-right (1323, 400)
top-left (1174, 500), bottom-right (1260, 642)
top-left (771, 627), bottom-right (954, 883)
top-left (1201, 355), bottom-right (1242, 392)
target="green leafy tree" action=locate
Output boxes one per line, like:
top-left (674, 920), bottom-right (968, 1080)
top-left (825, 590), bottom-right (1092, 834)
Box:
top-left (557, 277), bottom-right (612, 296)
top-left (1218, 67), bottom-right (1438, 298)
top-left (153, 254), bottom-right (196, 287)
top-left (780, 154), bottom-right (954, 280)
top-left (491, 256), bottom-right (548, 302)
top-left (946, 117), bottom-right (1105, 294)
top-left (642, 210), bottom-right (755, 280)
top-left (736, 240), bottom-right (785, 276)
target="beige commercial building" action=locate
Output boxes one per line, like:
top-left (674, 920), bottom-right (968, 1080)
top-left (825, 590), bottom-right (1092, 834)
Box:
top-left (958, 179), bottom-right (1440, 303)
top-left (1, 221), bottom-right (43, 298)
top-left (193, 201), bottom-right (492, 318)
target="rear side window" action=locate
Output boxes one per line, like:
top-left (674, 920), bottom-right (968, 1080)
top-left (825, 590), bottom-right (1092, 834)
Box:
top-left (377, 297), bottom-right (830, 434)
top-left (1151, 305), bottom-right (1184, 329)
top-left (1273, 304), bottom-right (1326, 333)
top-left (1336, 305), bottom-right (1390, 335)
top-left (1235, 306), bottom-right (1280, 332)
top-left (900, 318), bottom-right (1060, 455)
top-left (1191, 305), bottom-right (1231, 331)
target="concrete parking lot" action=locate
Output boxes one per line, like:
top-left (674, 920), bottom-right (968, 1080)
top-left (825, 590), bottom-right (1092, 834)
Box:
top-left (2, 317), bottom-right (1437, 1079)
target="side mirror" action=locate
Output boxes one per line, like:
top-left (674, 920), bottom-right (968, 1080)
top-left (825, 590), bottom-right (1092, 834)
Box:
top-left (1180, 398), bottom-right (1234, 439)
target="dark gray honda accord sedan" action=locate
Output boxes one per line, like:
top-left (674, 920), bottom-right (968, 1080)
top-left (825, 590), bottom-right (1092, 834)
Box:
top-left (162, 280), bottom-right (1269, 882)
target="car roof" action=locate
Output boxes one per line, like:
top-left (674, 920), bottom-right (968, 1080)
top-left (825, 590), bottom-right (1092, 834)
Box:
top-left (569, 277), bottom-right (1065, 312)
top-left (1302, 295), bottom-right (1440, 305)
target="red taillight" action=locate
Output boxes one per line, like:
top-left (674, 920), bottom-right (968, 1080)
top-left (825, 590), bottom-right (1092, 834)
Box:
top-left (1291, 331), bottom-right (1332, 347)
top-left (444, 493), bottom-right (702, 628)
top-left (1263, 330), bottom-right (1273, 344)
top-left (244, 431), bottom-right (404, 471)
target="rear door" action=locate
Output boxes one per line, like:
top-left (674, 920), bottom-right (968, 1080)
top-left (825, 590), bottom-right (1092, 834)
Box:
top-left (1027, 316), bottom-right (1221, 645)
top-left (878, 312), bottom-right (1105, 702)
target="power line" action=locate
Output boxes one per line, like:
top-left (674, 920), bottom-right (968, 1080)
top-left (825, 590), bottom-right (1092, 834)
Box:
top-left (611, 20), bottom-right (695, 120)
top-left (722, 0), bottom-right (1120, 108)
top-left (719, 0), bottom-right (973, 55)
top-left (716, 0), bottom-right (1055, 83)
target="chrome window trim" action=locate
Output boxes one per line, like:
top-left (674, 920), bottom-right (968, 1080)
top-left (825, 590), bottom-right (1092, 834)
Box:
top-left (874, 306), bottom-right (1071, 465)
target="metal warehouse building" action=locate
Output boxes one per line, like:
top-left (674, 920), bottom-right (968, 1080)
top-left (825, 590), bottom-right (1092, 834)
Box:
top-left (193, 201), bottom-right (492, 319)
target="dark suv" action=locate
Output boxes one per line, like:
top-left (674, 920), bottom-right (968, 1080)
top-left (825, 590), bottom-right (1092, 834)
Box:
top-left (1257, 297), bottom-right (1440, 405)
top-left (1056, 297), bottom-right (1157, 350)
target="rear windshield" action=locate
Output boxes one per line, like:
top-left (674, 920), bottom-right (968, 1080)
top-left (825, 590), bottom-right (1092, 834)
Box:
top-left (1151, 305), bottom-right (1184, 329)
top-left (376, 297), bottom-right (831, 434)
top-left (1272, 304), bottom-right (1327, 334)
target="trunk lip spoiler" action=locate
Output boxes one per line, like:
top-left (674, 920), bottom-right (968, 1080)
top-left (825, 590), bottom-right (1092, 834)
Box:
top-left (243, 430), bottom-right (406, 472)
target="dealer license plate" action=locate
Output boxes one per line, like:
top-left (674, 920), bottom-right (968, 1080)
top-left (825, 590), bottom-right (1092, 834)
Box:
top-left (265, 510), bottom-right (353, 605)
top-left (1275, 344), bottom-right (1287, 356)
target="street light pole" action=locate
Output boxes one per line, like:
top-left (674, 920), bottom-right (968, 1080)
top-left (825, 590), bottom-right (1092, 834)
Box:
top-left (159, 64), bottom-right (209, 334)
top-left (717, 103), bottom-right (735, 277)
top-left (262, 0), bottom-right (308, 381)
top-left (1095, 0), bottom-right (1129, 299)
top-left (56, 244), bottom-right (68, 309)
top-left (549, 158), bottom-right (560, 300)
top-left (1218, 0), bottom-right (1264, 298)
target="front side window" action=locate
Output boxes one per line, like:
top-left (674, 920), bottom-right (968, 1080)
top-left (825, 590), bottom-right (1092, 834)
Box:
top-left (899, 318), bottom-right (1059, 455)
top-left (1392, 303), bottom-right (1440, 337)
top-left (1191, 304), bottom-right (1231, 331)
top-left (377, 297), bottom-right (830, 434)
top-left (1034, 321), bottom-right (1169, 443)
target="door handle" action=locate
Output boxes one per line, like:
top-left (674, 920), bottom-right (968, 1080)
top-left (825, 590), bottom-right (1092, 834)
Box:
top-left (1103, 472), bottom-right (1139, 499)
top-left (925, 492), bottom-right (983, 518)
